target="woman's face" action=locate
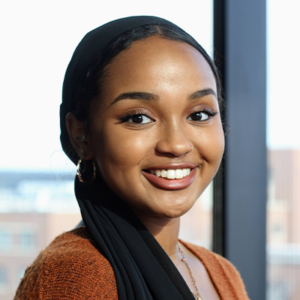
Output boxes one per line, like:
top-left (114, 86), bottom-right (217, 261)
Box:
top-left (86, 36), bottom-right (224, 219)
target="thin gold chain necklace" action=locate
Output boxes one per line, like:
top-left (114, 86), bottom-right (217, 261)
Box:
top-left (177, 243), bottom-right (203, 300)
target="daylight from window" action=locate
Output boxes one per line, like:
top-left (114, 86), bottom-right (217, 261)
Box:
top-left (266, 1), bottom-right (300, 299)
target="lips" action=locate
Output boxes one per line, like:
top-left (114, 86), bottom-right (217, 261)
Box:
top-left (142, 164), bottom-right (197, 190)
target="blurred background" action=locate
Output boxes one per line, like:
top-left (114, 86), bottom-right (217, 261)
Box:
top-left (0, 0), bottom-right (299, 299)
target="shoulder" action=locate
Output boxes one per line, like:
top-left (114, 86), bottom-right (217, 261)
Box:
top-left (180, 240), bottom-right (250, 300)
top-left (14, 227), bottom-right (117, 300)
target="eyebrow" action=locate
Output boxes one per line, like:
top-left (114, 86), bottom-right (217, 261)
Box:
top-left (188, 88), bottom-right (217, 100)
top-left (111, 88), bottom-right (217, 105)
top-left (111, 92), bottom-right (158, 105)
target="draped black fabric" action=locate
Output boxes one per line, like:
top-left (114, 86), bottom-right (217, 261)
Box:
top-left (75, 177), bottom-right (195, 299)
top-left (60, 16), bottom-right (197, 300)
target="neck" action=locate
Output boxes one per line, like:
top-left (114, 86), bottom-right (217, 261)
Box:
top-left (139, 215), bottom-right (180, 262)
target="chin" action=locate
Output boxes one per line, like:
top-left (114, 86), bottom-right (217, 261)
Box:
top-left (161, 209), bottom-right (190, 219)
top-left (151, 196), bottom-right (197, 219)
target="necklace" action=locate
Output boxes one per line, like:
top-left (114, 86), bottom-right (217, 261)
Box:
top-left (177, 242), bottom-right (203, 300)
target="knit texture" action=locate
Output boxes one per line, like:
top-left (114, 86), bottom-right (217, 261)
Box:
top-left (14, 227), bottom-right (249, 300)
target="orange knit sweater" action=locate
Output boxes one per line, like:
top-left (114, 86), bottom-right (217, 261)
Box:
top-left (14, 227), bottom-right (249, 300)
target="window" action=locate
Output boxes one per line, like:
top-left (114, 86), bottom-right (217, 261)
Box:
top-left (0, 230), bottom-right (12, 251)
top-left (0, 266), bottom-right (8, 290)
top-left (19, 232), bottom-right (35, 251)
top-left (267, 1), bottom-right (300, 299)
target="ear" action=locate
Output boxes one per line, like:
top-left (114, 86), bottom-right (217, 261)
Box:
top-left (65, 113), bottom-right (93, 160)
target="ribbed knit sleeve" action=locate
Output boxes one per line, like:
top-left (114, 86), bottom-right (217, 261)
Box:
top-left (14, 227), bottom-right (118, 300)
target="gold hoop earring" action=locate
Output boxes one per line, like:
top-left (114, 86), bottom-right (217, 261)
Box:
top-left (77, 157), bottom-right (96, 185)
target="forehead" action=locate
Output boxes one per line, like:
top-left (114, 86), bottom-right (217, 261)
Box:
top-left (101, 36), bottom-right (216, 97)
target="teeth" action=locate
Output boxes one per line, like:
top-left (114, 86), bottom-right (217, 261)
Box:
top-left (167, 170), bottom-right (175, 179)
top-left (161, 170), bottom-right (167, 178)
top-left (175, 169), bottom-right (183, 179)
top-left (149, 168), bottom-right (191, 179)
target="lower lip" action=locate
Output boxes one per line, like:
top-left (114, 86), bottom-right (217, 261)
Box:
top-left (142, 169), bottom-right (196, 190)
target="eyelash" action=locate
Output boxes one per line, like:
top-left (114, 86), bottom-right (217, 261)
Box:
top-left (192, 107), bottom-right (217, 117)
top-left (187, 108), bottom-right (217, 121)
top-left (119, 108), bottom-right (217, 124)
top-left (119, 110), bottom-right (149, 123)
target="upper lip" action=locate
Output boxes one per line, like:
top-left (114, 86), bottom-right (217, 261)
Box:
top-left (143, 163), bottom-right (198, 170)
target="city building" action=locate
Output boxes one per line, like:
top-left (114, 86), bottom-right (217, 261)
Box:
top-left (267, 149), bottom-right (300, 299)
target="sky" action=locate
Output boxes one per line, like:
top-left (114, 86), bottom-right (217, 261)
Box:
top-left (0, 0), bottom-right (299, 171)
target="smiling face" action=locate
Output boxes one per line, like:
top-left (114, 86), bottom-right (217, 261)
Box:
top-left (85, 36), bottom-right (224, 219)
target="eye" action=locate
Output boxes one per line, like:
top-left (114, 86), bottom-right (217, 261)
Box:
top-left (127, 114), bottom-right (152, 124)
top-left (187, 111), bottom-right (210, 122)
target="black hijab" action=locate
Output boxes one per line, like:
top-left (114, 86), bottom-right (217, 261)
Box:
top-left (60, 16), bottom-right (201, 300)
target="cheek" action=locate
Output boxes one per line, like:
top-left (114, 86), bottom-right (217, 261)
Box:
top-left (90, 123), bottom-right (150, 175)
top-left (196, 124), bottom-right (225, 167)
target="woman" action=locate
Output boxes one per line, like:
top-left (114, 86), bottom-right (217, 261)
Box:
top-left (15, 16), bottom-right (249, 300)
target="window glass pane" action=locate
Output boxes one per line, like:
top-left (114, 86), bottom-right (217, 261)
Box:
top-left (0, 230), bottom-right (12, 251)
top-left (267, 1), bottom-right (300, 299)
top-left (19, 232), bottom-right (35, 251)
top-left (0, 267), bottom-right (8, 294)
top-left (0, 268), bottom-right (7, 284)
top-left (0, 1), bottom-right (213, 299)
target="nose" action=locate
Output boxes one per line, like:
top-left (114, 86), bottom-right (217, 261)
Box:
top-left (155, 123), bottom-right (193, 157)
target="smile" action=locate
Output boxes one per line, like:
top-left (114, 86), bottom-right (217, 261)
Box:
top-left (142, 165), bottom-right (197, 190)
top-left (148, 168), bottom-right (191, 179)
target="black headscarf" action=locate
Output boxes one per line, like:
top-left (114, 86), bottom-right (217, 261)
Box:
top-left (60, 16), bottom-right (197, 300)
